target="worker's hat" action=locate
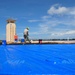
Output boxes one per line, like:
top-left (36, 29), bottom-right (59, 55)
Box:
top-left (26, 27), bottom-right (29, 30)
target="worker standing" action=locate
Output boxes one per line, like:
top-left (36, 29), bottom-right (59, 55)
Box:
top-left (23, 27), bottom-right (31, 43)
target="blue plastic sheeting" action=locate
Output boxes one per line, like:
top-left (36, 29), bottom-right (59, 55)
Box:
top-left (0, 44), bottom-right (75, 75)
top-left (2, 40), bottom-right (6, 45)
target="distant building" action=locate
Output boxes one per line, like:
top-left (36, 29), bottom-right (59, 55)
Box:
top-left (6, 19), bottom-right (16, 43)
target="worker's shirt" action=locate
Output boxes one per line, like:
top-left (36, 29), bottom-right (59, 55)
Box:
top-left (24, 29), bottom-right (29, 36)
top-left (14, 35), bottom-right (18, 40)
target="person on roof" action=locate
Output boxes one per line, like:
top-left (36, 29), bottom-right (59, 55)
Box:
top-left (14, 34), bottom-right (18, 42)
top-left (23, 27), bottom-right (31, 43)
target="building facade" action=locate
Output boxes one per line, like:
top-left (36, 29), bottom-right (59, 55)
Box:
top-left (6, 19), bottom-right (16, 43)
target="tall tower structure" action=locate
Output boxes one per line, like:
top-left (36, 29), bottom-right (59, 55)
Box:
top-left (6, 19), bottom-right (16, 43)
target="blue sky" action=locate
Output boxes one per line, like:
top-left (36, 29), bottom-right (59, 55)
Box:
top-left (0, 0), bottom-right (75, 40)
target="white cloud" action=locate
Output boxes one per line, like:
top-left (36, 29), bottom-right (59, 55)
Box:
top-left (39, 24), bottom-right (49, 33)
top-left (41, 16), bottom-right (51, 20)
top-left (65, 30), bottom-right (75, 35)
top-left (47, 4), bottom-right (75, 15)
top-left (30, 32), bottom-right (40, 35)
top-left (70, 8), bottom-right (75, 15)
top-left (51, 30), bottom-right (75, 36)
top-left (30, 25), bottom-right (50, 35)
top-left (28, 20), bottom-right (40, 22)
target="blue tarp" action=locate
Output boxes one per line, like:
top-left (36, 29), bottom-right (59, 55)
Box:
top-left (0, 44), bottom-right (75, 75)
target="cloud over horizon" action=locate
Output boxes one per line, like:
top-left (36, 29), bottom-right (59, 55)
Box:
top-left (27, 4), bottom-right (75, 39)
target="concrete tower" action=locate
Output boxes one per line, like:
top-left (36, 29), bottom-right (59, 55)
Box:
top-left (6, 19), bottom-right (16, 43)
